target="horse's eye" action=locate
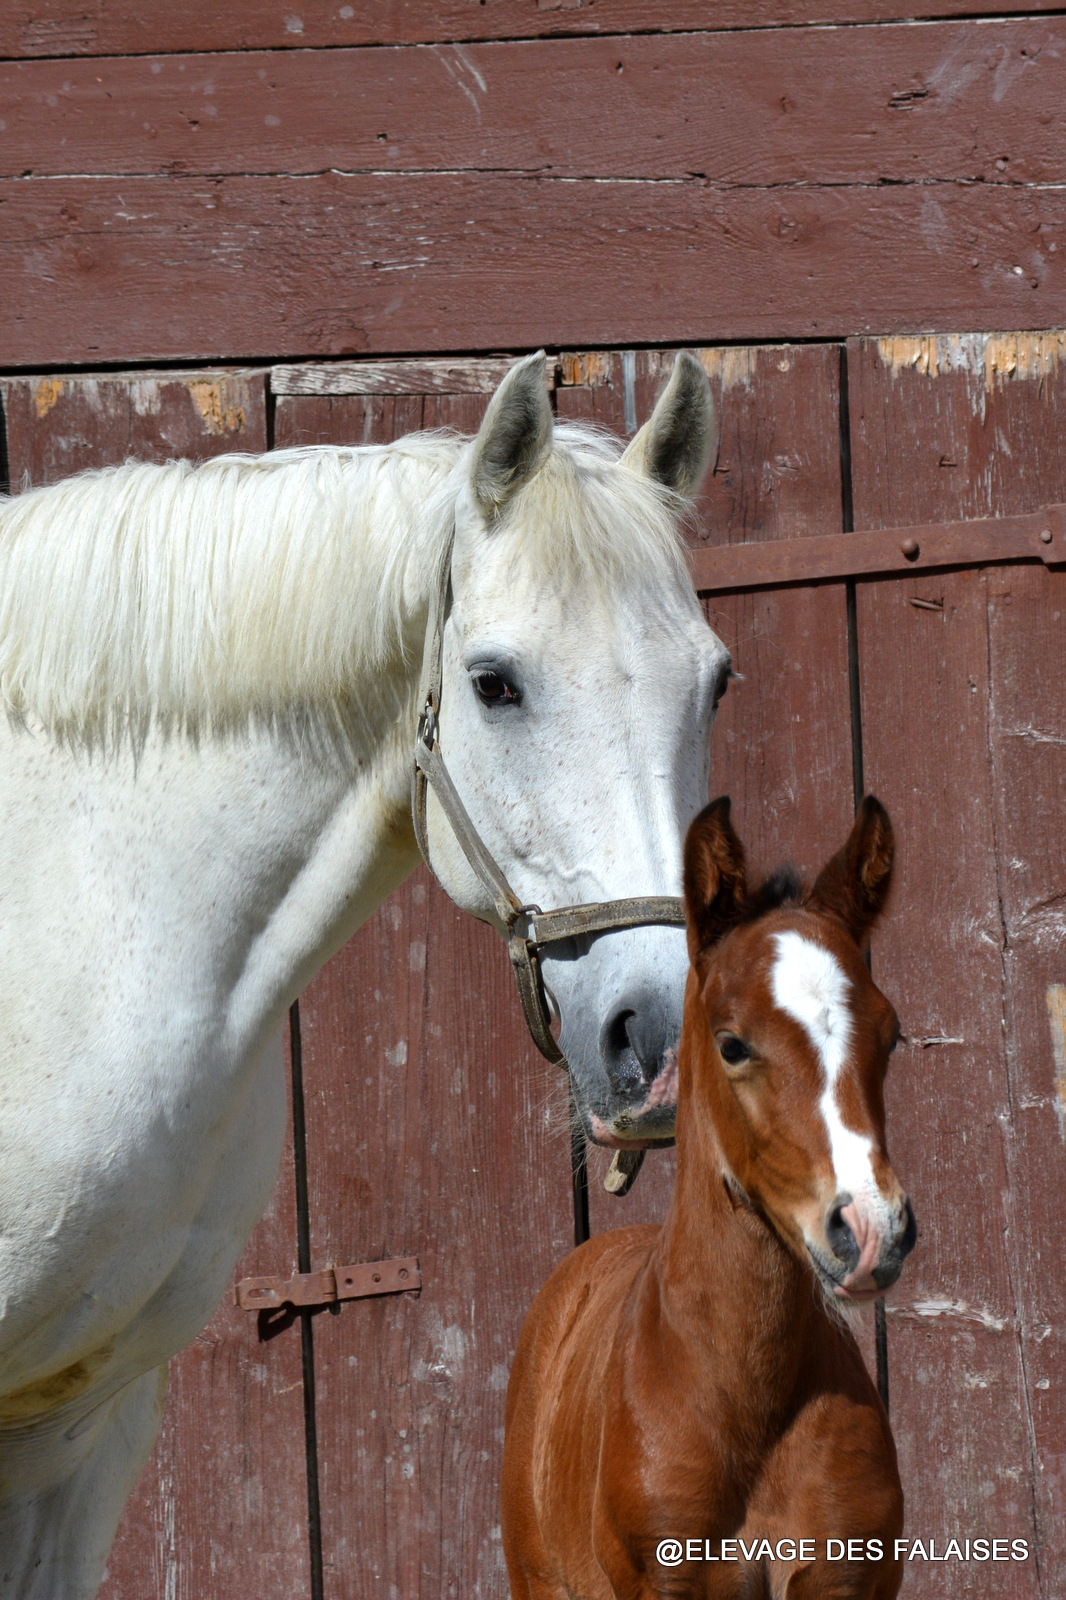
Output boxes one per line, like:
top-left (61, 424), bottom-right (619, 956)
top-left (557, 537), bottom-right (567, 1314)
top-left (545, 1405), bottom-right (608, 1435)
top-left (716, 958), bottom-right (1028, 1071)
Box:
top-left (473, 671), bottom-right (521, 707)
top-left (717, 1034), bottom-right (750, 1066)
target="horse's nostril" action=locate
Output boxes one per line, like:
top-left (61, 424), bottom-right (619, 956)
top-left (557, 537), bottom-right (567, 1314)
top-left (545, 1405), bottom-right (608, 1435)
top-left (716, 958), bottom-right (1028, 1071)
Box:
top-left (825, 1194), bottom-right (859, 1271)
top-left (600, 992), bottom-right (671, 1097)
top-left (605, 1008), bottom-right (636, 1062)
top-left (899, 1198), bottom-right (918, 1259)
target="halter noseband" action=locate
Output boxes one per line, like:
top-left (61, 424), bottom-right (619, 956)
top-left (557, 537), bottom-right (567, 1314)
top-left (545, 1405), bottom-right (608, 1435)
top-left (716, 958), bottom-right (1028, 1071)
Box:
top-left (411, 523), bottom-right (685, 1071)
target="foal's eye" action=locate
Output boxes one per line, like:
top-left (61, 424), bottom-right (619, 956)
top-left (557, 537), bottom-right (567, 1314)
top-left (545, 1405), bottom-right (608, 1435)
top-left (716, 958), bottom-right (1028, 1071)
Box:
top-left (717, 1034), bottom-right (750, 1066)
top-left (473, 672), bottom-right (521, 707)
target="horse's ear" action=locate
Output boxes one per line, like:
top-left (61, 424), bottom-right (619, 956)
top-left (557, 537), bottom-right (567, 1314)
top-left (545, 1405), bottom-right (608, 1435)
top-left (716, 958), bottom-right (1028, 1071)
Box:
top-left (683, 796), bottom-right (748, 958)
top-left (469, 351), bottom-right (553, 518)
top-left (807, 796), bottom-right (895, 944)
top-left (620, 350), bottom-right (716, 498)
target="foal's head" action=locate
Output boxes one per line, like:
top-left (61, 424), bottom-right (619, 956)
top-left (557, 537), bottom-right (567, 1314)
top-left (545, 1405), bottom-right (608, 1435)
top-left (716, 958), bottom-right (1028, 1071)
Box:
top-left (681, 798), bottom-right (916, 1303)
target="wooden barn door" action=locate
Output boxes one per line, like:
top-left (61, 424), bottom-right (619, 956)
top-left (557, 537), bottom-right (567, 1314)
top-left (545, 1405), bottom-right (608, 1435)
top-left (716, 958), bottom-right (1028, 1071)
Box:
top-left (558, 336), bottom-right (1066, 1598)
top-left (845, 334), bottom-right (1066, 1600)
top-left (270, 363), bottom-right (576, 1600)
top-left (2, 341), bottom-right (1062, 1599)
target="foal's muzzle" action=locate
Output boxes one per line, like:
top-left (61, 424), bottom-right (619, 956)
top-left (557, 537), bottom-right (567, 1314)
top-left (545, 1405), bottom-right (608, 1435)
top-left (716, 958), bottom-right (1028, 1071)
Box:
top-left (824, 1193), bottom-right (918, 1295)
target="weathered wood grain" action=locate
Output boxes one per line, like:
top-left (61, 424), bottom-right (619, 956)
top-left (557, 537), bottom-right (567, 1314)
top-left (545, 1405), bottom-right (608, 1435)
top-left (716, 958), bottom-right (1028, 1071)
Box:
top-left (559, 346), bottom-right (857, 1262)
top-left (3, 22), bottom-right (1064, 186)
top-left (0, 369), bottom-right (267, 486)
top-left (0, 1), bottom-right (1059, 58)
top-left (298, 876), bottom-right (574, 1600)
top-left (99, 1020), bottom-right (311, 1600)
top-left (286, 385), bottom-right (574, 1600)
top-left (272, 357), bottom-right (523, 397)
top-left (0, 174), bottom-right (1063, 366)
top-left (986, 563), bottom-right (1066, 1599)
top-left (848, 330), bottom-right (1066, 1595)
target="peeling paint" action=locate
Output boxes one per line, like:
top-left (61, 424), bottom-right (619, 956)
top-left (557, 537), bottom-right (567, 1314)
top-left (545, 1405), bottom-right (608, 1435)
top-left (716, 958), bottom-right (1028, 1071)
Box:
top-left (694, 346), bottom-right (760, 390)
top-left (186, 378), bottom-right (247, 436)
top-left (887, 1298), bottom-right (1008, 1333)
top-left (558, 352), bottom-right (613, 389)
top-left (877, 332), bottom-right (1066, 392)
top-left (1046, 983), bottom-right (1066, 1142)
top-left (34, 378), bottom-right (63, 419)
top-left (128, 378), bottom-right (164, 418)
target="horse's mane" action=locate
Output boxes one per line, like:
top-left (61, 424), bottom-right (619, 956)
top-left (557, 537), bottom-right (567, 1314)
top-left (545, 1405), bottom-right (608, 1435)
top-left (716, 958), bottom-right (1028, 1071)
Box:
top-left (0, 421), bottom-right (690, 744)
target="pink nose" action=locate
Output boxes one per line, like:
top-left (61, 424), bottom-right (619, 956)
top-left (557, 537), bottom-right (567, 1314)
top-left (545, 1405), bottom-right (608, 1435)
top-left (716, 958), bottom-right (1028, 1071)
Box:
top-left (835, 1202), bottom-right (883, 1298)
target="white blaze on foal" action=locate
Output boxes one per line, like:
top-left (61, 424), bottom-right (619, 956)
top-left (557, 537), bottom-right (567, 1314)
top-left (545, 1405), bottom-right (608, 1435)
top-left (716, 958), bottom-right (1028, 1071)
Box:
top-left (770, 929), bottom-right (892, 1292)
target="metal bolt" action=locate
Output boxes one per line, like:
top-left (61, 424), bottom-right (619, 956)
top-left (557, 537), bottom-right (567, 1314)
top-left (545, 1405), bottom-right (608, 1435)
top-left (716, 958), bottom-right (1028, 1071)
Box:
top-left (1041, 528), bottom-right (1053, 544)
top-left (372, 1272), bottom-right (381, 1283)
top-left (399, 1268), bottom-right (409, 1279)
top-left (901, 538), bottom-right (920, 560)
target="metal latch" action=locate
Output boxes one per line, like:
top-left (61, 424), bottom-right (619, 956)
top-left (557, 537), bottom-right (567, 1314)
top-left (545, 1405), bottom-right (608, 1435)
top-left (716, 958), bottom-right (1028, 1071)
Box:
top-left (235, 1255), bottom-right (421, 1312)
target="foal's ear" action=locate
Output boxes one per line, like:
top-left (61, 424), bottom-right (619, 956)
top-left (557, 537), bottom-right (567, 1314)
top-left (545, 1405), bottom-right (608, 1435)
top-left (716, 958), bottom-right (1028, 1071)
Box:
top-left (620, 350), bottom-right (716, 498)
top-left (469, 351), bottom-right (553, 518)
top-left (808, 796), bottom-right (895, 945)
top-left (683, 796), bottom-right (748, 958)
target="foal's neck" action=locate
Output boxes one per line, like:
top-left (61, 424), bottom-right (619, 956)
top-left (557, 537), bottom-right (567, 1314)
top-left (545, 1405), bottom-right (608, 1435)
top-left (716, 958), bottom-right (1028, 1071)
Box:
top-left (654, 1129), bottom-right (828, 1430)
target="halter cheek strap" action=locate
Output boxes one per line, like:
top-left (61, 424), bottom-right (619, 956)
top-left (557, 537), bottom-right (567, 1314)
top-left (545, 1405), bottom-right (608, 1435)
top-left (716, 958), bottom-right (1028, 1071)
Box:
top-left (411, 522), bottom-right (686, 1072)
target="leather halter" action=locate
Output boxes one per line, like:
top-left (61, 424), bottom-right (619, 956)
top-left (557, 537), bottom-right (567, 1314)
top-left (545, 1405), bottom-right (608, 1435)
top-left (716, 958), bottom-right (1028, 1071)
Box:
top-left (412, 522), bottom-right (686, 1070)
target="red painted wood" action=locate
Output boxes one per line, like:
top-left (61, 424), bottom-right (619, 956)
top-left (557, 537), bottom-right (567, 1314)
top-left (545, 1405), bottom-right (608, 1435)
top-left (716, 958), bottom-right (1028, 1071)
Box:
top-left (281, 388), bottom-right (574, 1600)
top-left (3, 22), bottom-right (1064, 185)
top-left (559, 346), bottom-right (857, 1279)
top-left (0, 2), bottom-right (1059, 58)
top-left (985, 565), bottom-right (1066, 1598)
top-left (98, 1020), bottom-right (310, 1600)
top-left (0, 176), bottom-right (1063, 366)
top-left (847, 331), bottom-right (1066, 1595)
top-left (0, 369), bottom-right (267, 487)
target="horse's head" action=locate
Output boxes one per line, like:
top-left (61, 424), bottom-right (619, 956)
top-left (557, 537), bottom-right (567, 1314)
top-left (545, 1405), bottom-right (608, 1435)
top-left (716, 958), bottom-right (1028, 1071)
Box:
top-left (681, 796), bottom-right (917, 1302)
top-left (423, 351), bottom-right (730, 1146)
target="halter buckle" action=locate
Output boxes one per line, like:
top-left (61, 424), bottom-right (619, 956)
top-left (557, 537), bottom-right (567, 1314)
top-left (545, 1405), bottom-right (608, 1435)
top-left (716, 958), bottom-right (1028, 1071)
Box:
top-left (509, 903), bottom-right (543, 945)
top-left (419, 701), bottom-right (438, 749)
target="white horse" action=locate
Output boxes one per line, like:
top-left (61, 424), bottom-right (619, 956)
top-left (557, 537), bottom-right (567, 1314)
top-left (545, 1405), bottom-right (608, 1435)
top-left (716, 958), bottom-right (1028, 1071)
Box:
top-left (0, 351), bottom-right (728, 1596)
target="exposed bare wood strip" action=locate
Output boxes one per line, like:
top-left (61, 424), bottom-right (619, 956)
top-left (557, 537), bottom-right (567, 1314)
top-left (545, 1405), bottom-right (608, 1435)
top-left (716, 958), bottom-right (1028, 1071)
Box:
top-left (271, 356), bottom-right (535, 396)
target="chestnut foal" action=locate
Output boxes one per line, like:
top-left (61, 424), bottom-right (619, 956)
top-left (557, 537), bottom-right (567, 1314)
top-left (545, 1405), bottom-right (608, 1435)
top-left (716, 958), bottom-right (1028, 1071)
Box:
top-left (502, 797), bottom-right (917, 1600)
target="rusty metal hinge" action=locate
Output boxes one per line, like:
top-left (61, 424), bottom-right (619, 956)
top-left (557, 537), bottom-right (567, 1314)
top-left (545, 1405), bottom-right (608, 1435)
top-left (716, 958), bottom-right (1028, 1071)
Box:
top-left (690, 503), bottom-right (1066, 594)
top-left (235, 1255), bottom-right (420, 1313)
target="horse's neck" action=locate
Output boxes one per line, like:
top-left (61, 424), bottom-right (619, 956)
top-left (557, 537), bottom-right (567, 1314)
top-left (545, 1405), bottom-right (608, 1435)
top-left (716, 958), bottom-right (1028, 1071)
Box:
top-left (654, 1134), bottom-right (825, 1435)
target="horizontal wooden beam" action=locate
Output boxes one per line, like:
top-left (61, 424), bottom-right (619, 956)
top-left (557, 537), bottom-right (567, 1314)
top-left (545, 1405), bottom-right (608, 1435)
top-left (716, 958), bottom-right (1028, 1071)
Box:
top-left (690, 505), bottom-right (1066, 592)
top-left (0, 176), bottom-right (1062, 367)
top-left (1, 3), bottom-right (1061, 60)
top-left (271, 357), bottom-right (526, 397)
top-left (2, 21), bottom-right (1063, 184)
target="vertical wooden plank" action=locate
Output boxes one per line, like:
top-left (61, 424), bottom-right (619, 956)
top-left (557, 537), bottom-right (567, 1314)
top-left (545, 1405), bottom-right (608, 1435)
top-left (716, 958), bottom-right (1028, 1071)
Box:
top-left (274, 393), bottom-right (424, 449)
top-left (282, 384), bottom-right (574, 1600)
top-left (0, 374), bottom-right (310, 1600)
top-left (100, 1033), bottom-right (311, 1600)
top-left (558, 347), bottom-right (856, 1241)
top-left (847, 331), bottom-right (1066, 1596)
top-left (0, 369), bottom-right (267, 486)
top-left (986, 564), bottom-right (1066, 1600)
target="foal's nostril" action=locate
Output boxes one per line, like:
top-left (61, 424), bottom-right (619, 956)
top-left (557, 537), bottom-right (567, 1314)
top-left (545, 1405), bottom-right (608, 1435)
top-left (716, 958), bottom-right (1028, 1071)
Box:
top-left (826, 1194), bottom-right (860, 1271)
top-left (899, 1198), bottom-right (918, 1260)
